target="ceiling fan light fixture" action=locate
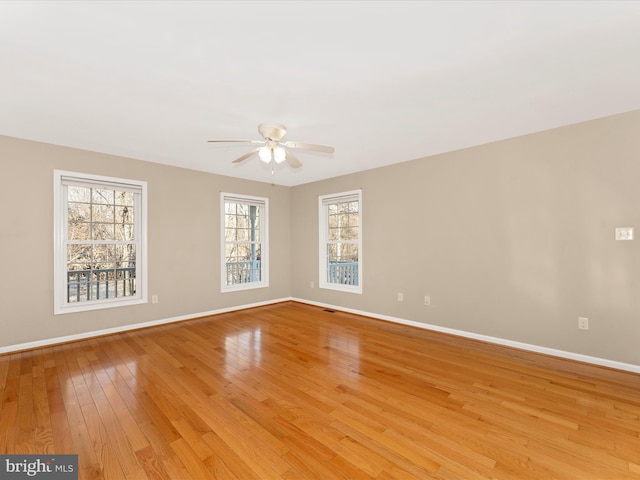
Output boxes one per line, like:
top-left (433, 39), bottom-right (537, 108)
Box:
top-left (258, 146), bottom-right (272, 163)
top-left (208, 122), bottom-right (334, 170)
top-left (273, 147), bottom-right (286, 164)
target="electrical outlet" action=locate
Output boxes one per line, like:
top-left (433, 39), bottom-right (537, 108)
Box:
top-left (424, 295), bottom-right (431, 306)
top-left (152, 295), bottom-right (159, 304)
top-left (578, 317), bottom-right (589, 330)
top-left (397, 293), bottom-right (403, 302)
top-left (310, 281), bottom-right (314, 288)
top-left (615, 227), bottom-right (634, 240)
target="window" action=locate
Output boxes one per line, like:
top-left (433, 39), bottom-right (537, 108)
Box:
top-left (54, 170), bottom-right (147, 314)
top-left (319, 189), bottom-right (362, 294)
top-left (221, 193), bottom-right (269, 292)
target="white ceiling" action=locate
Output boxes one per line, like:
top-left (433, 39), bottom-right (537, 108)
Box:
top-left (2, 1), bottom-right (640, 186)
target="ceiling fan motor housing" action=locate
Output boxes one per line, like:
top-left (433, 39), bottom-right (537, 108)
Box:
top-left (258, 122), bottom-right (287, 142)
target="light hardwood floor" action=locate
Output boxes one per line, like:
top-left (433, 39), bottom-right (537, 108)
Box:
top-left (1, 301), bottom-right (639, 479)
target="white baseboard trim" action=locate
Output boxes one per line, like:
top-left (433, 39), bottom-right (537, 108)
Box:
top-left (4, 297), bottom-right (639, 374)
top-left (291, 298), bottom-right (640, 374)
top-left (0, 297), bottom-right (291, 355)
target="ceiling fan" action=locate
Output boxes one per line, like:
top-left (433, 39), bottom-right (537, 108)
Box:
top-left (208, 122), bottom-right (334, 169)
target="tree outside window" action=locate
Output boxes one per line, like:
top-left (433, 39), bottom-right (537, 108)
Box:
top-left (221, 193), bottom-right (269, 292)
top-left (319, 190), bottom-right (362, 294)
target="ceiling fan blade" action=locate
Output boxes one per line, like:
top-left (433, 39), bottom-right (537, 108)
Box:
top-left (208, 139), bottom-right (264, 144)
top-left (232, 148), bottom-right (260, 164)
top-left (283, 141), bottom-right (334, 154)
top-left (285, 149), bottom-right (303, 168)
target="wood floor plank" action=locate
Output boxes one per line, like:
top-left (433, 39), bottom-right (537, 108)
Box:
top-left (200, 431), bottom-right (264, 480)
top-left (32, 356), bottom-right (55, 454)
top-left (1, 301), bottom-right (640, 479)
top-left (81, 402), bottom-right (127, 480)
top-left (169, 438), bottom-right (213, 480)
top-left (191, 395), bottom-right (291, 478)
top-left (159, 454), bottom-right (192, 480)
top-left (0, 399), bottom-right (18, 454)
top-left (15, 368), bottom-right (35, 453)
top-left (135, 445), bottom-right (172, 480)
top-left (0, 352), bottom-right (9, 394)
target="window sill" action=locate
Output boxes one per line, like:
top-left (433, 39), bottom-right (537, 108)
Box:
top-left (54, 296), bottom-right (147, 315)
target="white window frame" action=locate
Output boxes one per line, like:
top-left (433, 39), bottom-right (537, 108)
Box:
top-left (53, 170), bottom-right (148, 315)
top-left (319, 189), bottom-right (362, 294)
top-left (221, 192), bottom-right (269, 292)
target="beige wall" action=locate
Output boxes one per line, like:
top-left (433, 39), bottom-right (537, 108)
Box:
top-left (2, 109), bottom-right (640, 366)
top-left (0, 135), bottom-right (291, 348)
top-left (291, 109), bottom-right (640, 366)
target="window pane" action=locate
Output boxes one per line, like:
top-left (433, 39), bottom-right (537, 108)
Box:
top-left (67, 269), bottom-right (89, 303)
top-left (225, 243), bottom-right (261, 285)
top-left (327, 243), bottom-right (359, 286)
top-left (68, 186), bottom-right (90, 203)
top-left (116, 205), bottom-right (134, 224)
top-left (328, 243), bottom-right (358, 263)
top-left (115, 267), bottom-right (136, 297)
top-left (67, 244), bottom-right (91, 267)
top-left (114, 244), bottom-right (136, 266)
top-left (68, 202), bottom-right (90, 222)
top-left (346, 227), bottom-right (359, 240)
top-left (87, 267), bottom-right (121, 301)
top-left (92, 245), bottom-right (113, 266)
top-left (235, 215), bottom-right (248, 228)
top-left (69, 221), bottom-right (91, 241)
top-left (327, 215), bottom-right (359, 240)
top-left (115, 224), bottom-right (135, 241)
top-left (115, 191), bottom-right (135, 206)
top-left (225, 243), bottom-right (238, 261)
top-left (68, 202), bottom-right (90, 240)
top-left (235, 228), bottom-right (249, 241)
top-left (93, 223), bottom-right (115, 241)
top-left (237, 204), bottom-right (248, 215)
top-left (338, 202), bottom-right (350, 214)
top-left (224, 228), bottom-right (235, 241)
top-left (92, 204), bottom-right (115, 223)
top-left (235, 243), bottom-right (252, 260)
top-left (92, 188), bottom-right (114, 204)
top-left (66, 244), bottom-right (136, 302)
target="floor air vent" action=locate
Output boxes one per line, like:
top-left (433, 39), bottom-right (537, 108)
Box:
top-left (323, 309), bottom-right (335, 313)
